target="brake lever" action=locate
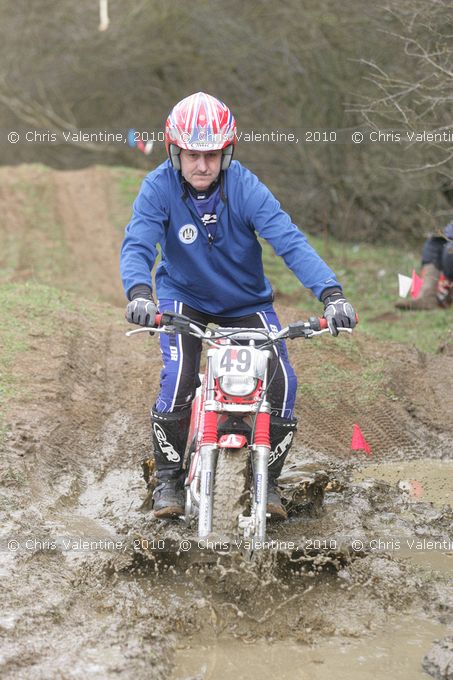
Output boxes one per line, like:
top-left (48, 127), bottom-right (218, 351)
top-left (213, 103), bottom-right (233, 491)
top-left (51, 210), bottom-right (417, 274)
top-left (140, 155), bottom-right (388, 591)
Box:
top-left (311, 327), bottom-right (353, 336)
top-left (126, 318), bottom-right (198, 338)
top-left (125, 326), bottom-right (162, 337)
top-left (286, 325), bottom-right (354, 340)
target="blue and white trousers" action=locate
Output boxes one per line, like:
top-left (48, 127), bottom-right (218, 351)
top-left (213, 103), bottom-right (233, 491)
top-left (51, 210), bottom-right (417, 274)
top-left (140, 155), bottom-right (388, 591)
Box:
top-left (153, 300), bottom-right (297, 419)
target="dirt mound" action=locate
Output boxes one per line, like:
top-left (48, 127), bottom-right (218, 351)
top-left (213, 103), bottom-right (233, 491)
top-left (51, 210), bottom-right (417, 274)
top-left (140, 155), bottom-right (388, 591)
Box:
top-left (277, 306), bottom-right (453, 461)
top-left (0, 164), bottom-right (127, 305)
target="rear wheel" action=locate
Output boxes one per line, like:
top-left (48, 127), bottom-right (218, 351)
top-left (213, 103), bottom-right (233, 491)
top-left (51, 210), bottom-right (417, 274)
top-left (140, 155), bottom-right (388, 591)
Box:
top-left (211, 447), bottom-right (249, 539)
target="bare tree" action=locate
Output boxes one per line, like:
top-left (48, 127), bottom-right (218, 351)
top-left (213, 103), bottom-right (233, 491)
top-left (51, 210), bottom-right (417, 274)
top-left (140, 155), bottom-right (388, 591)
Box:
top-left (0, 0), bottom-right (443, 240)
top-left (357, 0), bottom-right (453, 181)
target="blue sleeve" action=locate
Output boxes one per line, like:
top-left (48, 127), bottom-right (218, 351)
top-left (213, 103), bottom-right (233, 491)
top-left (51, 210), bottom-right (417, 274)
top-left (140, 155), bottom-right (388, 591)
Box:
top-left (244, 179), bottom-right (341, 300)
top-left (120, 176), bottom-right (167, 299)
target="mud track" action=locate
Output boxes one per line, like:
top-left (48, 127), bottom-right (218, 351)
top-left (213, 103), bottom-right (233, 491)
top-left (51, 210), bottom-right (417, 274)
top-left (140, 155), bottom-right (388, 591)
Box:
top-left (1, 167), bottom-right (452, 679)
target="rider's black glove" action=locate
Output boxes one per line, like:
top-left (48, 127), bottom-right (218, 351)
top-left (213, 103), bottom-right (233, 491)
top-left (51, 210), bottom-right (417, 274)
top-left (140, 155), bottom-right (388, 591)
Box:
top-left (321, 288), bottom-right (357, 337)
top-left (125, 285), bottom-right (157, 326)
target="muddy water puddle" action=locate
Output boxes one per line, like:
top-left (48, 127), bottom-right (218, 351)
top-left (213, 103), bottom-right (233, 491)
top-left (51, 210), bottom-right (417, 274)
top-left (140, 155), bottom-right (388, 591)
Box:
top-left (353, 459), bottom-right (453, 574)
top-left (172, 615), bottom-right (447, 680)
top-left (397, 544), bottom-right (453, 575)
top-left (353, 459), bottom-right (453, 507)
top-left (3, 451), bottom-right (451, 680)
top-left (77, 468), bottom-right (145, 526)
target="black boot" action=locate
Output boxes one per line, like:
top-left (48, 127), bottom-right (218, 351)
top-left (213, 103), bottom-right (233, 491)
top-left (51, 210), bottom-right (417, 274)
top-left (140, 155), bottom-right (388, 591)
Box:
top-left (267, 416), bottom-right (298, 520)
top-left (150, 409), bottom-right (191, 519)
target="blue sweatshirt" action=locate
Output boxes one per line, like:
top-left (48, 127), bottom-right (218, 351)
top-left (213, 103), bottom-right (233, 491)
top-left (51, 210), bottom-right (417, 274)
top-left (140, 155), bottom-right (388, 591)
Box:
top-left (120, 159), bottom-right (341, 316)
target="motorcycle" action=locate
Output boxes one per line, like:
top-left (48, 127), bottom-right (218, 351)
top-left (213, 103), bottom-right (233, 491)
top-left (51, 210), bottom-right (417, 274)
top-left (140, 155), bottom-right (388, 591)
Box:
top-left (127, 312), bottom-right (353, 542)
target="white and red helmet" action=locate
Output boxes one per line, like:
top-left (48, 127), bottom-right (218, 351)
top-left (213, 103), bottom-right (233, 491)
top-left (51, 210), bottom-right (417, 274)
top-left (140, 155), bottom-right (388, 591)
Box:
top-left (165, 92), bottom-right (237, 171)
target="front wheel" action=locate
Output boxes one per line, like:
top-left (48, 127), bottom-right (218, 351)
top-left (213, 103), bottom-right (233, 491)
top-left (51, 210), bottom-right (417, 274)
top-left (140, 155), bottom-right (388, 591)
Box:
top-left (211, 447), bottom-right (249, 539)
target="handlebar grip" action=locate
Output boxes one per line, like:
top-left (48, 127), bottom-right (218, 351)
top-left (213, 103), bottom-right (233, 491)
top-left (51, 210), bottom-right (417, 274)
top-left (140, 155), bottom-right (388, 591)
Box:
top-left (151, 311), bottom-right (192, 331)
top-left (288, 317), bottom-right (324, 338)
top-left (318, 314), bottom-right (358, 330)
top-left (318, 313), bottom-right (358, 331)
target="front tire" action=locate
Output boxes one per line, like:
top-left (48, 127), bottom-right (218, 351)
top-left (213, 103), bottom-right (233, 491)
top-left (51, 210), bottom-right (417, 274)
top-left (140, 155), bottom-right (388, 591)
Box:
top-left (211, 447), bottom-right (249, 539)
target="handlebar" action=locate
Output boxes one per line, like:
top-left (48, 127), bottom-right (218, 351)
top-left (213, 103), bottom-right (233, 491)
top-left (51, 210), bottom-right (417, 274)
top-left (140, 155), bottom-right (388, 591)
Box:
top-left (152, 312), bottom-right (328, 333)
top-left (126, 311), bottom-right (357, 343)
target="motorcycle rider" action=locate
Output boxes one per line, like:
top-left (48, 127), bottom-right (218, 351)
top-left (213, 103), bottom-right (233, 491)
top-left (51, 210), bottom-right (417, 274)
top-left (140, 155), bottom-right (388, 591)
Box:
top-left (120, 92), bottom-right (356, 520)
top-left (396, 222), bottom-right (453, 310)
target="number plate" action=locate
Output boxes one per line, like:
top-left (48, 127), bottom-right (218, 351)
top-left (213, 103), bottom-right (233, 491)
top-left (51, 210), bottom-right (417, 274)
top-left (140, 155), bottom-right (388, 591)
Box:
top-left (212, 346), bottom-right (267, 380)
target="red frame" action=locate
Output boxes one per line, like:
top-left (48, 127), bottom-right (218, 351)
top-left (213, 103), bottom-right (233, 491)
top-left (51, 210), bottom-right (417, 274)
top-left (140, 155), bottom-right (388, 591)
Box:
top-left (187, 352), bottom-right (271, 483)
top-left (213, 377), bottom-right (264, 405)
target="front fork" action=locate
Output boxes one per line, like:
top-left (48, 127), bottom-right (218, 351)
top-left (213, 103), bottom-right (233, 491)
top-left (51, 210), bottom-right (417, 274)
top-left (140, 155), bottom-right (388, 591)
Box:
top-left (196, 354), bottom-right (218, 538)
top-left (196, 351), bottom-right (272, 541)
top-left (197, 443), bottom-right (218, 537)
top-left (249, 372), bottom-right (272, 541)
top-left (251, 444), bottom-right (270, 541)
top-left (197, 443), bottom-right (270, 540)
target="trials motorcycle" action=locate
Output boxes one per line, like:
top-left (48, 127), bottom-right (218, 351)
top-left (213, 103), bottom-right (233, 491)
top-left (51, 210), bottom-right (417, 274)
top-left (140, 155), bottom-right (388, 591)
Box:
top-left (128, 312), bottom-right (353, 542)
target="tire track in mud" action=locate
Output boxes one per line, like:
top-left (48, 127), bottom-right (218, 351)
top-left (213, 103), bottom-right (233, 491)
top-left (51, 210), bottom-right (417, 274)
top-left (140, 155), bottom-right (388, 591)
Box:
top-left (286, 327), bottom-right (453, 462)
top-left (0, 165), bottom-right (126, 304)
top-left (2, 311), bottom-right (452, 679)
top-left (53, 168), bottom-right (126, 307)
top-left (0, 313), bottom-right (174, 678)
top-left (1, 165), bottom-right (452, 678)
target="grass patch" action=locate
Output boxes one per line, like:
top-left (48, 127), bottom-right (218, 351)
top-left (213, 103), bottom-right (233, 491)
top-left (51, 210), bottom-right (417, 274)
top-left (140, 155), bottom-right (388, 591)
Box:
top-left (261, 235), bottom-right (451, 353)
top-left (116, 167), bottom-right (144, 205)
top-left (297, 348), bottom-right (388, 405)
top-left (110, 166), bottom-right (144, 232)
top-left (0, 167), bottom-right (69, 286)
top-left (0, 282), bottom-right (75, 412)
top-left (22, 182), bottom-right (69, 280)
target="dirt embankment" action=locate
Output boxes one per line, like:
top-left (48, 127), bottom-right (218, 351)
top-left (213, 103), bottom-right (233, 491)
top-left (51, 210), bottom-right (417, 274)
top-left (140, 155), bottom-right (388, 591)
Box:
top-left (0, 166), bottom-right (452, 680)
top-left (0, 164), bottom-right (126, 305)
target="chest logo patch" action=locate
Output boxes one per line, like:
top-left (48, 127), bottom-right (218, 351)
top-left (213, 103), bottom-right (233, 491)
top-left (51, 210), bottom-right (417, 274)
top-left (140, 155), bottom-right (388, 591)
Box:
top-left (178, 224), bottom-right (198, 244)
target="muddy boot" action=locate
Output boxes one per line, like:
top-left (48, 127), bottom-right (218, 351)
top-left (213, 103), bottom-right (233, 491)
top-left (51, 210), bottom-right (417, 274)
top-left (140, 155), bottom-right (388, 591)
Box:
top-left (150, 409), bottom-right (191, 519)
top-left (395, 263), bottom-right (440, 310)
top-left (267, 416), bottom-right (298, 520)
top-left (437, 274), bottom-right (453, 308)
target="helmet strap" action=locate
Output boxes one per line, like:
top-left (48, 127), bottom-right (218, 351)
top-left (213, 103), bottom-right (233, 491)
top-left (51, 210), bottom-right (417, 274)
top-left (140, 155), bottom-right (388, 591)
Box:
top-left (170, 143), bottom-right (233, 172)
top-left (221, 144), bottom-right (234, 170)
top-left (169, 144), bottom-right (181, 170)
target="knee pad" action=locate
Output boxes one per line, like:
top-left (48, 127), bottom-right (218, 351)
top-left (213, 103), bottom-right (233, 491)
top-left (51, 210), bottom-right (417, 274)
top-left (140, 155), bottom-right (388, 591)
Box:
top-left (269, 416), bottom-right (298, 468)
top-left (150, 408), bottom-right (191, 469)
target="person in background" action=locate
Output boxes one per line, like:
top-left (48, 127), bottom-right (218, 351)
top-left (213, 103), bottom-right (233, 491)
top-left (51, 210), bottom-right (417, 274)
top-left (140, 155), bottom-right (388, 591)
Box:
top-left (396, 223), bottom-right (453, 310)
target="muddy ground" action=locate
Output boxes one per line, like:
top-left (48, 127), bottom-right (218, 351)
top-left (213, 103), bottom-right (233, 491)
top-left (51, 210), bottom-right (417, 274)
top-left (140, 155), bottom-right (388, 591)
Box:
top-left (0, 166), bottom-right (452, 679)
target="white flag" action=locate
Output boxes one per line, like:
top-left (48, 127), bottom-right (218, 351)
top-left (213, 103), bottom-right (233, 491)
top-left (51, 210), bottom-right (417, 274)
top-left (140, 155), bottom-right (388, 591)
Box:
top-left (398, 274), bottom-right (412, 298)
top-left (99, 0), bottom-right (109, 31)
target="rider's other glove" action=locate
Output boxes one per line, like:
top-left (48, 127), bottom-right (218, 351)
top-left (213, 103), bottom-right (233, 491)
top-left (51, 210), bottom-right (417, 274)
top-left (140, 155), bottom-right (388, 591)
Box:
top-left (125, 284), bottom-right (157, 326)
top-left (321, 287), bottom-right (356, 337)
